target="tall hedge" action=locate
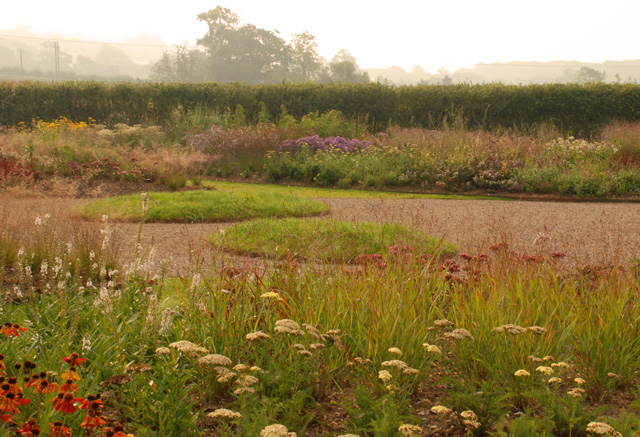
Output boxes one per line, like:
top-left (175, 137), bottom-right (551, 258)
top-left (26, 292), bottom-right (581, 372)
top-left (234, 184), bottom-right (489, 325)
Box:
top-left (2, 81), bottom-right (640, 135)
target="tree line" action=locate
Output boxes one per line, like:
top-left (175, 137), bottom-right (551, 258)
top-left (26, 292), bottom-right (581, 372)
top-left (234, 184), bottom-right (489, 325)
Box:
top-left (150, 6), bottom-right (370, 84)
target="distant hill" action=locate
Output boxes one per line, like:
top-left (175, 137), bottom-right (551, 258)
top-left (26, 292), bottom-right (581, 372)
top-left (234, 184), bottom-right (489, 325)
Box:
top-left (365, 60), bottom-right (640, 85)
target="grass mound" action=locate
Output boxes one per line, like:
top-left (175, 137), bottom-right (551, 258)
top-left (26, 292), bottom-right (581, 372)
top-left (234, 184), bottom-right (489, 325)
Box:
top-left (208, 217), bottom-right (457, 262)
top-left (72, 190), bottom-right (328, 222)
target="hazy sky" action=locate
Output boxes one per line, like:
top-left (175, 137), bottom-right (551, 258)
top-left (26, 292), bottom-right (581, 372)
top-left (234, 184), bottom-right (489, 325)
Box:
top-left (2, 0), bottom-right (640, 72)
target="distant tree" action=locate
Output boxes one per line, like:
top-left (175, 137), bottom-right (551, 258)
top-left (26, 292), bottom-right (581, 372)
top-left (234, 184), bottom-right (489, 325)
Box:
top-left (0, 44), bottom-right (18, 68)
top-left (574, 66), bottom-right (606, 83)
top-left (196, 6), bottom-right (291, 83)
top-left (290, 31), bottom-right (326, 81)
top-left (329, 49), bottom-right (369, 83)
top-left (75, 55), bottom-right (100, 76)
top-left (151, 43), bottom-right (206, 82)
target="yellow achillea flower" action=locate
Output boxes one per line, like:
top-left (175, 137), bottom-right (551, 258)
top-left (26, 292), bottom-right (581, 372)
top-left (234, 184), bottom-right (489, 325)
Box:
top-left (274, 319), bottom-right (303, 335)
top-left (302, 324), bottom-right (323, 340)
top-left (527, 326), bottom-right (547, 334)
top-left (388, 347), bottom-right (402, 356)
top-left (246, 331), bottom-right (270, 341)
top-left (514, 369), bottom-right (530, 377)
top-left (233, 387), bottom-right (256, 396)
top-left (567, 387), bottom-right (586, 398)
top-left (461, 410), bottom-right (481, 430)
top-left (433, 319), bottom-right (454, 328)
top-left (574, 377), bottom-right (586, 385)
top-left (233, 364), bottom-right (249, 372)
top-left (443, 328), bottom-right (473, 340)
top-left (548, 377), bottom-right (562, 384)
top-left (492, 324), bottom-right (527, 335)
top-left (398, 424), bottom-right (422, 435)
top-left (260, 423), bottom-right (297, 437)
top-left (423, 344), bottom-right (442, 354)
top-left (431, 405), bottom-right (452, 414)
top-left (207, 408), bottom-right (243, 419)
top-left (381, 360), bottom-right (408, 369)
top-left (378, 370), bottom-right (393, 382)
top-left (198, 354), bottom-right (231, 366)
top-left (260, 292), bottom-right (282, 300)
top-left (536, 366), bottom-right (554, 375)
top-left (586, 421), bottom-right (622, 436)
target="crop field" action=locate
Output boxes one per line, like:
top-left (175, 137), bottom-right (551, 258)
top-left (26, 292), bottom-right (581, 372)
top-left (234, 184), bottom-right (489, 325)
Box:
top-left (1, 107), bottom-right (640, 436)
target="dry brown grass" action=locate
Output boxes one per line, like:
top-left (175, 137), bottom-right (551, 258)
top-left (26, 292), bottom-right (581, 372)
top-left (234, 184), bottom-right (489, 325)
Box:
top-left (4, 190), bottom-right (639, 278)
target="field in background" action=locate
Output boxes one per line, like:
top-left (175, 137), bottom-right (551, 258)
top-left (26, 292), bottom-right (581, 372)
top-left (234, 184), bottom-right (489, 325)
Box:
top-left (2, 107), bottom-right (640, 198)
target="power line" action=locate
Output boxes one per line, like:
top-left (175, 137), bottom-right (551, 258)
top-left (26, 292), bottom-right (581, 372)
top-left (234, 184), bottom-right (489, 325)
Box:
top-left (0, 33), bottom-right (181, 48)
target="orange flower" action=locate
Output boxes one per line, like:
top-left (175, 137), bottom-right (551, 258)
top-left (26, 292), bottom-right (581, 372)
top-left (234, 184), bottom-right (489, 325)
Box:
top-left (47, 421), bottom-right (72, 437)
top-left (15, 393), bottom-right (31, 407)
top-left (63, 353), bottom-right (87, 367)
top-left (1, 322), bottom-right (28, 337)
top-left (25, 375), bottom-right (40, 388)
top-left (6, 377), bottom-right (23, 395)
top-left (39, 380), bottom-right (60, 394)
top-left (1, 413), bottom-right (11, 423)
top-left (102, 424), bottom-right (133, 437)
top-left (80, 401), bottom-right (107, 428)
top-left (0, 392), bottom-right (21, 414)
top-left (54, 392), bottom-right (80, 414)
top-left (17, 418), bottom-right (41, 434)
top-left (61, 367), bottom-right (81, 382)
top-left (60, 379), bottom-right (78, 393)
top-left (77, 394), bottom-right (101, 411)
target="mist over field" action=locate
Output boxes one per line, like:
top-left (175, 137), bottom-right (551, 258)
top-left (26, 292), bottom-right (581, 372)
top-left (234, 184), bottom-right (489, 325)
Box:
top-left (1, 3), bottom-right (640, 85)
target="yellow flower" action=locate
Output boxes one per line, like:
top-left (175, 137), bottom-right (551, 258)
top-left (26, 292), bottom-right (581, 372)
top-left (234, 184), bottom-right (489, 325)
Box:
top-left (514, 369), bottom-right (530, 377)
top-left (536, 366), bottom-right (554, 376)
top-left (430, 405), bottom-right (452, 414)
top-left (381, 359), bottom-right (408, 369)
top-left (260, 291), bottom-right (282, 300)
top-left (574, 377), bottom-right (586, 385)
top-left (398, 424), bottom-right (422, 436)
top-left (207, 408), bottom-right (243, 419)
top-left (388, 347), bottom-right (402, 356)
top-left (378, 370), bottom-right (393, 382)
top-left (423, 344), bottom-right (442, 354)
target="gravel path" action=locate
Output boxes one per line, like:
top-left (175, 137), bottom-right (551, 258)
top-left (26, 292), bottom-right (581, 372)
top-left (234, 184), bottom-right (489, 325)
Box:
top-left (4, 195), bottom-right (640, 275)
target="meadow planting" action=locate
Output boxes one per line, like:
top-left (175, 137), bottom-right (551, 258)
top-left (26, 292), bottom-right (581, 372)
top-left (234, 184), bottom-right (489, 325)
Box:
top-left (1, 90), bottom-right (640, 436)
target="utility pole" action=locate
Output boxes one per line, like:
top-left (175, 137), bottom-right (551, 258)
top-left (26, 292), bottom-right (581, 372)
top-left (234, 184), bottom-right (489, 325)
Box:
top-left (19, 49), bottom-right (23, 71)
top-left (54, 41), bottom-right (60, 81)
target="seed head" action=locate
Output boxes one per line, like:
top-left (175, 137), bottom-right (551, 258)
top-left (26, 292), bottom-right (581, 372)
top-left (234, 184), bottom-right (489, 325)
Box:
top-left (433, 319), bottom-right (454, 328)
top-left (207, 408), bottom-right (242, 419)
top-left (246, 331), bottom-right (270, 341)
top-left (398, 424), bottom-right (422, 436)
top-left (198, 354), bottom-right (232, 366)
top-left (381, 360), bottom-right (408, 369)
top-left (431, 405), bottom-right (452, 414)
top-left (536, 366), bottom-right (554, 375)
top-left (423, 344), bottom-right (442, 354)
top-left (378, 370), bottom-right (393, 382)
